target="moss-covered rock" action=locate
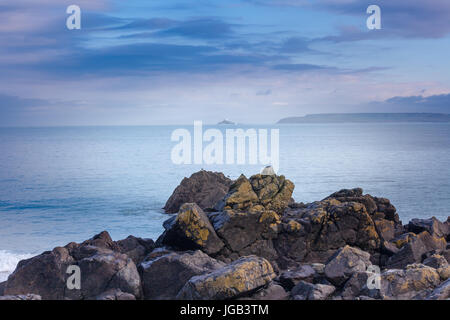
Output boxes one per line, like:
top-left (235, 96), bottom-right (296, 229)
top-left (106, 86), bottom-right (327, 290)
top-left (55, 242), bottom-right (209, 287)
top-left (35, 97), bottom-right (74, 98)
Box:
top-left (159, 203), bottom-right (224, 255)
top-left (176, 256), bottom-right (275, 300)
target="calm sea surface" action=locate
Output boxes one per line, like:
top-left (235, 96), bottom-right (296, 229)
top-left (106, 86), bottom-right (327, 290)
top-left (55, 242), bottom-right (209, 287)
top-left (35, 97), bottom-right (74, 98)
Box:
top-left (1, 123), bottom-right (449, 279)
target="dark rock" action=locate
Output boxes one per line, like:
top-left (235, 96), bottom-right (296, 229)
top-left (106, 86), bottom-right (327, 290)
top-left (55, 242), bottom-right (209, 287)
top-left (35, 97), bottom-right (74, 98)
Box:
top-left (278, 265), bottom-right (316, 290)
top-left (159, 203), bottom-right (224, 255)
top-left (139, 250), bottom-right (224, 300)
top-left (116, 235), bottom-right (155, 265)
top-left (176, 256), bottom-right (276, 300)
top-left (340, 271), bottom-right (379, 300)
top-left (0, 281), bottom-right (5, 296)
top-left (4, 231), bottom-right (142, 300)
top-left (211, 209), bottom-right (280, 263)
top-left (276, 198), bottom-right (381, 267)
top-left (386, 231), bottom-right (446, 269)
top-left (423, 254), bottom-right (448, 269)
top-left (163, 170), bottom-right (232, 213)
top-left (75, 251), bottom-right (142, 300)
top-left (291, 281), bottom-right (336, 300)
top-left (425, 279), bottom-right (450, 300)
top-left (324, 245), bottom-right (372, 286)
top-left (4, 246), bottom-right (75, 299)
top-left (408, 217), bottom-right (449, 239)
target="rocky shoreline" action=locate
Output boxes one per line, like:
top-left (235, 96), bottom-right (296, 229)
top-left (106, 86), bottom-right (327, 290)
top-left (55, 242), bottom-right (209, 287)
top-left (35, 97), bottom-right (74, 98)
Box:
top-left (1, 170), bottom-right (449, 300)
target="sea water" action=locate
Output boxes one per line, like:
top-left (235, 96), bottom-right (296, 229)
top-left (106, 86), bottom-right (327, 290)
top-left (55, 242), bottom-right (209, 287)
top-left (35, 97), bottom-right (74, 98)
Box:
top-left (0, 123), bottom-right (449, 280)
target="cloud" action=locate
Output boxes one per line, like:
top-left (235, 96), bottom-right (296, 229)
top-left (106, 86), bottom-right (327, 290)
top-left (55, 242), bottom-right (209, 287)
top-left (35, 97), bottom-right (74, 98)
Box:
top-left (246, 0), bottom-right (450, 39)
top-left (273, 63), bottom-right (332, 72)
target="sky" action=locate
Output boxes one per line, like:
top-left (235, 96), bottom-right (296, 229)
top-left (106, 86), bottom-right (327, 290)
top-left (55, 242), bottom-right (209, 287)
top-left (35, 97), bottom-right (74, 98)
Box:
top-left (0, 0), bottom-right (450, 126)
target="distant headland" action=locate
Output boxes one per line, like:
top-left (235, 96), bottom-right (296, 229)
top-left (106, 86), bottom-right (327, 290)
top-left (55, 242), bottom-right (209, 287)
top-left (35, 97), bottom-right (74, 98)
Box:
top-left (277, 113), bottom-right (450, 124)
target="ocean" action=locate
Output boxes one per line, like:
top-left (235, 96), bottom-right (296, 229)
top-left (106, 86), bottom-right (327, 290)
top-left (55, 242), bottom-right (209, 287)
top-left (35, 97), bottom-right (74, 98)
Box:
top-left (1, 123), bottom-right (450, 281)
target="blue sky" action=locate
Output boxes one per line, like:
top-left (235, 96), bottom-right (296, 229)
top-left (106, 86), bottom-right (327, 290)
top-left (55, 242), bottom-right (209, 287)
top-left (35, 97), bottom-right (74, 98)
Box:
top-left (0, 0), bottom-right (450, 126)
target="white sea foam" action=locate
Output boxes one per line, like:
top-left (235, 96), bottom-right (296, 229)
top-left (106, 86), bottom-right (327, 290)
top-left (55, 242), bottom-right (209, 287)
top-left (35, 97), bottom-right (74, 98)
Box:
top-left (0, 250), bottom-right (34, 282)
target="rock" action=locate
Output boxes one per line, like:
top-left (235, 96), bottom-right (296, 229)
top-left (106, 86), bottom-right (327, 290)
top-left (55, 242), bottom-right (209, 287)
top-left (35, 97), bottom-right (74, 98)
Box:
top-left (0, 294), bottom-right (41, 300)
top-left (163, 170), bottom-right (232, 213)
top-left (324, 246), bottom-right (372, 286)
top-left (423, 254), bottom-right (448, 269)
top-left (4, 246), bottom-right (75, 299)
top-left (96, 289), bottom-right (136, 300)
top-left (438, 266), bottom-right (450, 281)
top-left (380, 264), bottom-right (441, 300)
top-left (79, 231), bottom-right (120, 252)
top-left (278, 265), bottom-right (316, 290)
top-left (324, 189), bottom-right (399, 223)
top-left (0, 281), bottom-right (5, 296)
top-left (115, 235), bottom-right (155, 265)
top-left (341, 271), bottom-right (379, 300)
top-left (386, 231), bottom-right (447, 269)
top-left (425, 279), bottom-right (450, 300)
top-left (139, 250), bottom-right (224, 300)
top-left (408, 217), bottom-right (449, 239)
top-left (176, 256), bottom-right (276, 300)
top-left (210, 208), bottom-right (280, 263)
top-left (390, 232), bottom-right (417, 249)
top-left (276, 198), bottom-right (381, 267)
top-left (374, 219), bottom-right (395, 242)
top-left (159, 203), bottom-right (224, 255)
top-left (291, 281), bottom-right (336, 300)
top-left (239, 283), bottom-right (288, 300)
top-left (443, 249), bottom-right (450, 263)
top-left (220, 174), bottom-right (294, 215)
top-left (75, 251), bottom-right (142, 300)
top-left (4, 231), bottom-right (142, 300)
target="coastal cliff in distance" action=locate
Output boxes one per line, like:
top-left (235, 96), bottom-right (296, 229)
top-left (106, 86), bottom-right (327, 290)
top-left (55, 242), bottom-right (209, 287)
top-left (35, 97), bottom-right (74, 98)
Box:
top-left (277, 113), bottom-right (450, 124)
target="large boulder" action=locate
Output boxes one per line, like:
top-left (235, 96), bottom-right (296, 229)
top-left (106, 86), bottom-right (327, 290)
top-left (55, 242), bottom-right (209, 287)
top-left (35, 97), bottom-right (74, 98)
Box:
top-left (74, 251), bottom-right (142, 300)
top-left (163, 170), bottom-right (232, 213)
top-left (210, 209), bottom-right (280, 263)
top-left (218, 174), bottom-right (294, 215)
top-left (139, 250), bottom-right (224, 300)
top-left (386, 231), bottom-right (447, 269)
top-left (324, 246), bottom-right (372, 286)
top-left (276, 197), bottom-right (381, 267)
top-left (407, 217), bottom-right (449, 239)
top-left (4, 231), bottom-right (144, 300)
top-left (4, 247), bottom-right (75, 299)
top-left (379, 264), bottom-right (441, 300)
top-left (340, 271), bottom-right (379, 300)
top-left (176, 256), bottom-right (276, 300)
top-left (159, 203), bottom-right (224, 255)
